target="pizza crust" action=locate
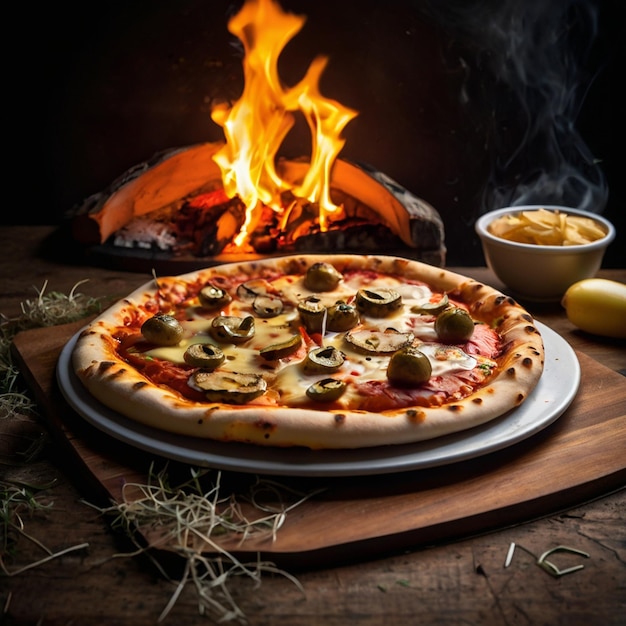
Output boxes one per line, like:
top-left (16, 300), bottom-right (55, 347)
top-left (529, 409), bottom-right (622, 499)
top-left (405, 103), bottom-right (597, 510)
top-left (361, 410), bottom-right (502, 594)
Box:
top-left (72, 255), bottom-right (544, 449)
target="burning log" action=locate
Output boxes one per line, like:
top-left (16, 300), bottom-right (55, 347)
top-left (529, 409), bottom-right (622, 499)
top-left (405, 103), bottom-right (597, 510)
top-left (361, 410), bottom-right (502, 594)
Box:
top-left (71, 142), bottom-right (446, 268)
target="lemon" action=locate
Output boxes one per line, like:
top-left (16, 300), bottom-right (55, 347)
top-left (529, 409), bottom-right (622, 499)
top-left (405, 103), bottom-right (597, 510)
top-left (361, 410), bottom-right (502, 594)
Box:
top-left (561, 279), bottom-right (626, 339)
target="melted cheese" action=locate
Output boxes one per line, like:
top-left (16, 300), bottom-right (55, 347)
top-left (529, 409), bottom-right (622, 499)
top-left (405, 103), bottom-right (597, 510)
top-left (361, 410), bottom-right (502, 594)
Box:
top-left (414, 344), bottom-right (477, 376)
top-left (138, 270), bottom-right (487, 405)
top-left (273, 341), bottom-right (481, 405)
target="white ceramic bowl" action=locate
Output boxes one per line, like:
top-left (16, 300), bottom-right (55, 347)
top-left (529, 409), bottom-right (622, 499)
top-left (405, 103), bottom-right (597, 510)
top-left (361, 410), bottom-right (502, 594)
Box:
top-left (475, 205), bottom-right (616, 301)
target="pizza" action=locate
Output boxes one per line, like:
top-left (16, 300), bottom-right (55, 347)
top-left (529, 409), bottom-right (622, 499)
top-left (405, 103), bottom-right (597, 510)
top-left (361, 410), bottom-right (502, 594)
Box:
top-left (71, 254), bottom-right (544, 449)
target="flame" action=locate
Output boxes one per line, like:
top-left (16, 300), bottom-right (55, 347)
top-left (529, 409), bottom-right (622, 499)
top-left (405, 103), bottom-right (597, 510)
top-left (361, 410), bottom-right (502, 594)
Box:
top-left (211, 0), bottom-right (357, 248)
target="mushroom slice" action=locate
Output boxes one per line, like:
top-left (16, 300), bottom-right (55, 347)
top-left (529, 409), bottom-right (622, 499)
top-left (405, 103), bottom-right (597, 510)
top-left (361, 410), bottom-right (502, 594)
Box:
top-left (183, 343), bottom-right (225, 369)
top-left (345, 329), bottom-right (413, 354)
top-left (210, 315), bottom-right (255, 343)
top-left (297, 295), bottom-right (327, 333)
top-left (306, 378), bottom-right (347, 402)
top-left (326, 300), bottom-right (359, 332)
top-left (198, 284), bottom-right (232, 310)
top-left (259, 333), bottom-right (302, 361)
top-left (355, 288), bottom-right (402, 317)
top-left (192, 371), bottom-right (267, 404)
top-left (236, 278), bottom-right (273, 301)
top-left (253, 294), bottom-right (284, 318)
top-left (303, 346), bottom-right (345, 374)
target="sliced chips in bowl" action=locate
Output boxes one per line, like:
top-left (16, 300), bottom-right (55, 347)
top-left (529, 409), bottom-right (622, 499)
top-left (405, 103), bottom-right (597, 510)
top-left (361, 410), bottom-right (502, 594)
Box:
top-left (475, 206), bottom-right (615, 301)
top-left (487, 207), bottom-right (608, 246)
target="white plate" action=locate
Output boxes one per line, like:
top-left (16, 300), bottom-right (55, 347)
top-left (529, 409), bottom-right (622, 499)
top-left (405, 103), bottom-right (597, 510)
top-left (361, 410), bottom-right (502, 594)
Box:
top-left (56, 322), bottom-right (579, 477)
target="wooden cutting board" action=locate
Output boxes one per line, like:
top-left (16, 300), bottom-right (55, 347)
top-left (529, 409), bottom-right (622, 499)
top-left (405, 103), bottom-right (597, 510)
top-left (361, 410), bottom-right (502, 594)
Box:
top-left (11, 321), bottom-right (626, 567)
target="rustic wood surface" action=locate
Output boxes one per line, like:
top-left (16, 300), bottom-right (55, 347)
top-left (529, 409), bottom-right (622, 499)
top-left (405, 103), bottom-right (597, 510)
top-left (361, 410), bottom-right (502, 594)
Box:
top-left (1, 226), bottom-right (625, 625)
top-left (10, 322), bottom-right (626, 563)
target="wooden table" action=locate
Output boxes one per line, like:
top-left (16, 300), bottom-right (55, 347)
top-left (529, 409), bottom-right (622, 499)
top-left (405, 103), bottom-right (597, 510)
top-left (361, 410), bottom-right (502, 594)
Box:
top-left (1, 225), bottom-right (625, 625)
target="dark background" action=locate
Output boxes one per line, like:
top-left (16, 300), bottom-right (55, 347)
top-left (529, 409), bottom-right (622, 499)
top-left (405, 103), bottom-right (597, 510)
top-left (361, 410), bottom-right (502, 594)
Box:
top-left (9, 0), bottom-right (623, 266)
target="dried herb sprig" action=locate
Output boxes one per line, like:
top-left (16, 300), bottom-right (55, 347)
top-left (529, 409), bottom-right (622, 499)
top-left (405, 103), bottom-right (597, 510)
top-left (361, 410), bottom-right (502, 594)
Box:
top-left (504, 541), bottom-right (590, 577)
top-left (0, 280), bottom-right (103, 416)
top-left (0, 478), bottom-right (89, 577)
top-left (17, 279), bottom-right (102, 329)
top-left (0, 322), bottom-right (34, 417)
top-left (87, 464), bottom-right (314, 623)
top-left (0, 281), bottom-right (100, 579)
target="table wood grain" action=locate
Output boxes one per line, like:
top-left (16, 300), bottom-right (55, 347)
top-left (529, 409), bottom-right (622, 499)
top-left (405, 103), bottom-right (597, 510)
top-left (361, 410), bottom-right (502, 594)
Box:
top-left (1, 226), bottom-right (625, 626)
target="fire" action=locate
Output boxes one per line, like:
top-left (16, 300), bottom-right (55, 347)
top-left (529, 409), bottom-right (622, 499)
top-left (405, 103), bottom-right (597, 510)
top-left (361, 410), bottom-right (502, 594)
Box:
top-left (211, 0), bottom-right (358, 249)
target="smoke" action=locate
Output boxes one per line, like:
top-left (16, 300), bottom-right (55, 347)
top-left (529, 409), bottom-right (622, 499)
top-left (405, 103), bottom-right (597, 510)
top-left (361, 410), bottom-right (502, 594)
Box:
top-left (420, 0), bottom-right (608, 214)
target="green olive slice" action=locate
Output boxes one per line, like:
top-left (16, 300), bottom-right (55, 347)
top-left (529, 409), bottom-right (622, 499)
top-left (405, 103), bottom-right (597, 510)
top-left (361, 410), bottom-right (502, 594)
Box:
top-left (198, 284), bottom-right (232, 310)
top-left (297, 296), bottom-right (327, 333)
top-left (355, 288), bottom-right (402, 317)
top-left (306, 378), bottom-right (347, 402)
top-left (183, 343), bottom-right (225, 369)
top-left (141, 314), bottom-right (184, 346)
top-left (434, 307), bottom-right (475, 343)
top-left (303, 346), bottom-right (345, 374)
top-left (410, 294), bottom-right (449, 315)
top-left (210, 315), bottom-right (255, 343)
top-left (387, 346), bottom-right (432, 386)
top-left (326, 300), bottom-right (359, 332)
top-left (259, 333), bottom-right (302, 361)
top-left (304, 262), bottom-right (343, 292)
top-left (192, 371), bottom-right (266, 404)
top-left (252, 294), bottom-right (284, 318)
top-left (345, 329), bottom-right (413, 354)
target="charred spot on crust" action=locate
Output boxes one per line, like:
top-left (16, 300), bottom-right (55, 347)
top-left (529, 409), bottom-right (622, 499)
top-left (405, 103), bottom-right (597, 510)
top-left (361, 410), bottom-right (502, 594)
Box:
top-left (507, 367), bottom-right (516, 376)
top-left (406, 409), bottom-right (426, 423)
top-left (255, 420), bottom-right (276, 431)
top-left (521, 313), bottom-right (533, 323)
top-left (108, 368), bottom-right (127, 380)
top-left (197, 418), bottom-right (203, 425)
top-left (516, 393), bottom-right (525, 404)
top-left (334, 413), bottom-right (346, 425)
top-left (392, 259), bottom-right (410, 273)
top-left (494, 295), bottom-right (506, 306)
top-left (132, 381), bottom-right (148, 390)
top-left (522, 357), bottom-right (533, 368)
top-left (97, 361), bottom-right (116, 373)
top-left (472, 397), bottom-right (483, 404)
top-left (524, 325), bottom-right (539, 334)
top-left (448, 404), bottom-right (463, 412)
